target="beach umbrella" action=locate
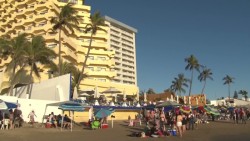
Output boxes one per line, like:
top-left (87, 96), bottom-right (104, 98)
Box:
top-left (123, 89), bottom-right (126, 101)
top-left (0, 99), bottom-right (17, 110)
top-left (156, 101), bottom-right (181, 107)
top-left (101, 87), bottom-right (122, 94)
top-left (59, 102), bottom-right (85, 111)
top-left (204, 105), bottom-right (220, 116)
top-left (94, 108), bottom-right (113, 118)
top-left (94, 85), bottom-right (100, 98)
top-left (180, 106), bottom-right (191, 114)
top-left (78, 93), bottom-right (91, 97)
top-left (102, 87), bottom-right (121, 102)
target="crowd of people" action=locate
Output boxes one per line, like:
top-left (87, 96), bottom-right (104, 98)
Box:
top-left (129, 106), bottom-right (249, 138)
top-left (0, 108), bottom-right (23, 129)
top-left (45, 112), bottom-right (72, 129)
top-left (141, 108), bottom-right (205, 138)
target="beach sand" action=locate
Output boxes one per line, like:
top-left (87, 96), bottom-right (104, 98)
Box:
top-left (0, 120), bottom-right (249, 141)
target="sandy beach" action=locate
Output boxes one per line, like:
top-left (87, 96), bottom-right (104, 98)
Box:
top-left (0, 120), bottom-right (249, 141)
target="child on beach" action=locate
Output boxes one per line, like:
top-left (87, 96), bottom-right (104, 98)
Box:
top-left (28, 110), bottom-right (37, 127)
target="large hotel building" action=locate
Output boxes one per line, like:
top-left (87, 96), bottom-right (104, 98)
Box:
top-left (0, 0), bottom-right (138, 97)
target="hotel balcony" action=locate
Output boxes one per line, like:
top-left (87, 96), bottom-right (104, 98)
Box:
top-left (44, 33), bottom-right (59, 42)
top-left (87, 59), bottom-right (115, 67)
top-left (85, 70), bottom-right (116, 78)
top-left (81, 41), bottom-right (108, 49)
top-left (61, 35), bottom-right (78, 50)
top-left (77, 11), bottom-right (90, 17)
top-left (77, 32), bottom-right (108, 41)
top-left (61, 47), bottom-right (77, 61)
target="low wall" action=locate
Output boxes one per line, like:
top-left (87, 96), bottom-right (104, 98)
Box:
top-left (66, 109), bottom-right (141, 123)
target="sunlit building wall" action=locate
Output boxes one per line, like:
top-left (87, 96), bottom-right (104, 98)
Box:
top-left (104, 16), bottom-right (138, 86)
top-left (0, 0), bottom-right (139, 96)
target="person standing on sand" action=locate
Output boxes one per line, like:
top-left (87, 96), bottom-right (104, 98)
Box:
top-left (9, 109), bottom-right (14, 129)
top-left (28, 110), bottom-right (37, 127)
top-left (182, 113), bottom-right (187, 133)
top-left (176, 112), bottom-right (183, 137)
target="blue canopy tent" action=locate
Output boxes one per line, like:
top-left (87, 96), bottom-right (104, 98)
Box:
top-left (0, 99), bottom-right (17, 110)
top-left (44, 101), bottom-right (90, 132)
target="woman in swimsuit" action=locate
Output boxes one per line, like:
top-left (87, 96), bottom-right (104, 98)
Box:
top-left (176, 112), bottom-right (183, 137)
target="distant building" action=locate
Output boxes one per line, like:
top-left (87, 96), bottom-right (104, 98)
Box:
top-left (211, 98), bottom-right (250, 107)
top-left (145, 92), bottom-right (206, 106)
top-left (104, 16), bottom-right (138, 86)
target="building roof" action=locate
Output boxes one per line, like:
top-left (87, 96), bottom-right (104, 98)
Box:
top-left (104, 16), bottom-right (138, 33)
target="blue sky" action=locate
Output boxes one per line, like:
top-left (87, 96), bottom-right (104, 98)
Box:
top-left (86, 0), bottom-right (250, 100)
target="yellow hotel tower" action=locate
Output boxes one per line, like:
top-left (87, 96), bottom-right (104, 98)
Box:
top-left (0, 0), bottom-right (139, 97)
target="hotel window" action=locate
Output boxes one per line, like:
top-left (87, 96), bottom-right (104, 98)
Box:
top-left (48, 43), bottom-right (57, 48)
top-left (88, 56), bottom-right (94, 60)
top-left (97, 56), bottom-right (106, 60)
top-left (97, 67), bottom-right (106, 71)
top-left (98, 79), bottom-right (106, 82)
top-left (60, 0), bottom-right (78, 4)
top-left (87, 67), bottom-right (94, 71)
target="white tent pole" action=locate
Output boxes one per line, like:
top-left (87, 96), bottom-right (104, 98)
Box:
top-left (42, 105), bottom-right (48, 124)
top-left (71, 111), bottom-right (73, 132)
top-left (70, 111), bottom-right (74, 132)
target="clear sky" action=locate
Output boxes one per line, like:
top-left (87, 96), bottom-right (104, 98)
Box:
top-left (86, 0), bottom-right (250, 100)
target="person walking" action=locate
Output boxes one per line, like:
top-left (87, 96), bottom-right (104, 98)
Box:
top-left (241, 109), bottom-right (247, 124)
top-left (188, 112), bottom-right (195, 130)
top-left (28, 110), bottom-right (37, 127)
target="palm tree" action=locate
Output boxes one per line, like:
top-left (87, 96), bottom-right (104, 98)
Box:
top-left (185, 54), bottom-right (201, 98)
top-left (233, 90), bottom-right (238, 99)
top-left (50, 61), bottom-right (83, 98)
top-left (0, 34), bottom-right (29, 95)
top-left (238, 90), bottom-right (248, 101)
top-left (170, 73), bottom-right (189, 96)
top-left (24, 35), bottom-right (56, 98)
top-left (76, 11), bottom-right (107, 89)
top-left (147, 88), bottom-right (156, 94)
top-left (51, 3), bottom-right (79, 75)
top-left (198, 67), bottom-right (213, 94)
top-left (223, 75), bottom-right (235, 100)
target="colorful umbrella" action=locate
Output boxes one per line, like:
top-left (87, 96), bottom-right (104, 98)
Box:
top-left (94, 108), bottom-right (114, 118)
top-left (180, 106), bottom-right (191, 114)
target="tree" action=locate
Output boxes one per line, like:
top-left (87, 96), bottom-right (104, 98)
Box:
top-left (49, 61), bottom-right (82, 98)
top-left (233, 90), bottom-right (238, 99)
top-left (170, 73), bottom-right (189, 96)
top-left (51, 3), bottom-right (79, 75)
top-left (147, 88), bottom-right (156, 94)
top-left (164, 88), bottom-right (172, 93)
top-left (198, 67), bottom-right (213, 94)
top-left (222, 75), bottom-right (234, 100)
top-left (24, 35), bottom-right (56, 98)
top-left (185, 54), bottom-right (201, 98)
top-left (0, 34), bottom-right (29, 95)
top-left (76, 11), bottom-right (107, 89)
top-left (238, 90), bottom-right (248, 101)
